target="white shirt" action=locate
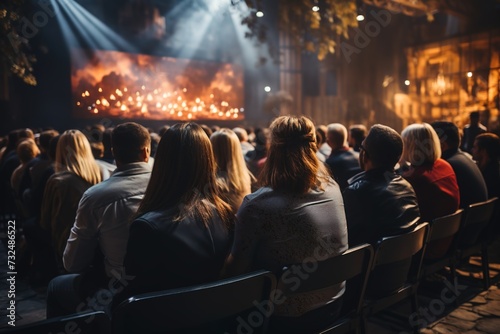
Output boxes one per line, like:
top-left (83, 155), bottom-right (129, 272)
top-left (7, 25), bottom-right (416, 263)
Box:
top-left (63, 162), bottom-right (151, 278)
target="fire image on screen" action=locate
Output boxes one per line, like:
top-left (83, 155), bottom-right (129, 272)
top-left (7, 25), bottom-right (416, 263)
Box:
top-left (71, 49), bottom-right (244, 121)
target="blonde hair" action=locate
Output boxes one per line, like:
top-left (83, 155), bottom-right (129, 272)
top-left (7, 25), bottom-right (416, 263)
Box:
top-left (17, 139), bottom-right (40, 163)
top-left (210, 129), bottom-right (254, 213)
top-left (401, 123), bottom-right (441, 166)
top-left (55, 130), bottom-right (102, 185)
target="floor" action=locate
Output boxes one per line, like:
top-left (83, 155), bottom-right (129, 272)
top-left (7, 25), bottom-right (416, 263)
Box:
top-left (1, 239), bottom-right (500, 333)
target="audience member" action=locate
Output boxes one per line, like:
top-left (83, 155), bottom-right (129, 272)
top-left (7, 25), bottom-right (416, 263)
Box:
top-left (316, 125), bottom-right (331, 161)
top-left (325, 123), bottom-right (361, 190)
top-left (232, 127), bottom-right (255, 157)
top-left (401, 123), bottom-right (459, 259)
top-left (11, 139), bottom-right (40, 199)
top-left (245, 127), bottom-right (269, 178)
top-left (225, 116), bottom-right (347, 333)
top-left (431, 121), bottom-right (488, 208)
top-left (343, 124), bottom-right (420, 297)
top-left (343, 124), bottom-right (420, 246)
top-left (40, 130), bottom-right (102, 263)
top-left (348, 124), bottom-right (367, 152)
top-left (211, 128), bottom-right (254, 214)
top-left (462, 111), bottom-right (487, 153)
top-left (472, 133), bottom-right (500, 199)
top-left (115, 122), bottom-right (233, 305)
top-left (46, 123), bottom-right (152, 317)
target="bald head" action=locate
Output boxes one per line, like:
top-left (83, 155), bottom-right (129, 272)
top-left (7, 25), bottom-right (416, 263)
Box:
top-left (326, 123), bottom-right (348, 150)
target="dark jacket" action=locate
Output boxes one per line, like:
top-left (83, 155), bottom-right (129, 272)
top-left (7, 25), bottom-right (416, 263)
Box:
top-left (325, 148), bottom-right (361, 190)
top-left (116, 207), bottom-right (232, 306)
top-left (442, 148), bottom-right (488, 208)
top-left (343, 168), bottom-right (420, 247)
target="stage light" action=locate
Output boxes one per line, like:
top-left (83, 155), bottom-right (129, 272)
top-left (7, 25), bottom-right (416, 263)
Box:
top-left (357, 14), bottom-right (365, 21)
top-left (467, 72), bottom-right (473, 78)
top-left (312, 6), bottom-right (320, 12)
top-left (404, 80), bottom-right (410, 86)
top-left (264, 86), bottom-right (271, 92)
top-left (256, 11), bottom-right (264, 17)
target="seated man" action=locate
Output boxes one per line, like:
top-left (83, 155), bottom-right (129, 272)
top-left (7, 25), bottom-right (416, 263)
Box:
top-left (47, 122), bottom-right (152, 317)
top-left (472, 132), bottom-right (500, 199)
top-left (343, 124), bottom-right (421, 296)
top-left (343, 124), bottom-right (420, 246)
top-left (325, 123), bottom-right (361, 190)
top-left (431, 121), bottom-right (488, 208)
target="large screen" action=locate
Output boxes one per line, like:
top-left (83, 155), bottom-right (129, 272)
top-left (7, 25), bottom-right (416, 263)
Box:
top-left (71, 49), bottom-right (244, 121)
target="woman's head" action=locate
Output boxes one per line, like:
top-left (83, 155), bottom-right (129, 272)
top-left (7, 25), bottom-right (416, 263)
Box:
top-left (260, 116), bottom-right (328, 193)
top-left (137, 123), bottom-right (230, 225)
top-left (55, 129), bottom-right (101, 185)
top-left (210, 128), bottom-right (244, 174)
top-left (401, 123), bottom-right (441, 167)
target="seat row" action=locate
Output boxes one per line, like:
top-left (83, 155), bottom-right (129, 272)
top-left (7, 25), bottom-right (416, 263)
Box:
top-left (2, 197), bottom-right (497, 334)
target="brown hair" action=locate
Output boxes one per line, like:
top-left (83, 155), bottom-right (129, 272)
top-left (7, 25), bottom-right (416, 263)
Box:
top-left (136, 122), bottom-right (232, 227)
top-left (260, 116), bottom-right (330, 193)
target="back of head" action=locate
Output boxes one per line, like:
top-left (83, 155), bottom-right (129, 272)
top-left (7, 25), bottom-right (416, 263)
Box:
top-left (470, 111), bottom-right (480, 122)
top-left (56, 130), bottom-right (101, 185)
top-left (316, 125), bottom-right (327, 144)
top-left (349, 124), bottom-right (367, 142)
top-left (261, 115), bottom-right (327, 193)
top-left (232, 127), bottom-right (248, 143)
top-left (401, 123), bottom-right (441, 166)
top-left (211, 128), bottom-right (243, 173)
top-left (39, 130), bottom-right (59, 153)
top-left (112, 122), bottom-right (151, 164)
top-left (17, 139), bottom-right (40, 164)
top-left (364, 124), bottom-right (403, 170)
top-left (138, 122), bottom-right (230, 225)
top-left (327, 123), bottom-right (348, 149)
top-left (475, 133), bottom-right (500, 160)
top-left (431, 121), bottom-right (460, 150)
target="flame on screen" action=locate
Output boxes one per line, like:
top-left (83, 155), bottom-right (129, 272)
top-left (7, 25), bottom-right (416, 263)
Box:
top-left (71, 49), bottom-right (244, 120)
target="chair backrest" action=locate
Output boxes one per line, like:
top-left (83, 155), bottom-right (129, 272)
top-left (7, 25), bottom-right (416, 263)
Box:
top-left (366, 222), bottom-right (429, 297)
top-left (429, 209), bottom-right (464, 242)
top-left (112, 270), bottom-right (276, 334)
top-left (373, 222), bottom-right (429, 267)
top-left (458, 197), bottom-right (498, 247)
top-left (277, 244), bottom-right (374, 314)
top-left (0, 311), bottom-right (110, 334)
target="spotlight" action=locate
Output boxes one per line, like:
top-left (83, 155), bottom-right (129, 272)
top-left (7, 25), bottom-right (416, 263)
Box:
top-left (312, 6), bottom-right (320, 12)
top-left (256, 11), bottom-right (264, 17)
top-left (264, 86), bottom-right (271, 92)
top-left (467, 72), bottom-right (473, 78)
top-left (404, 80), bottom-right (410, 86)
top-left (356, 14), bottom-right (365, 21)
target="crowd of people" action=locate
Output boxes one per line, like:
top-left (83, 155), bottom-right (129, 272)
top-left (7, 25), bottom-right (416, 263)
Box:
top-left (0, 111), bottom-right (499, 332)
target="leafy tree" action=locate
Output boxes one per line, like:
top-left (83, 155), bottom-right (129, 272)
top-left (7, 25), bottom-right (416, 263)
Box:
top-left (0, 0), bottom-right (37, 86)
top-left (236, 0), bottom-right (359, 61)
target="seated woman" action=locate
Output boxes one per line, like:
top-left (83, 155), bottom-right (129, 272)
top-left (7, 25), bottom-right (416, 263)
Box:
top-left (210, 128), bottom-right (255, 214)
top-left (224, 116), bottom-right (348, 333)
top-left (41, 130), bottom-right (102, 265)
top-left (400, 123), bottom-right (460, 258)
top-left (116, 123), bottom-right (233, 304)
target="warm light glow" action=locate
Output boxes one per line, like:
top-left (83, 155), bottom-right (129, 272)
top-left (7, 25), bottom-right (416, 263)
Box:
top-left (256, 11), bottom-right (264, 17)
top-left (404, 80), bottom-right (410, 86)
top-left (312, 6), bottom-right (320, 12)
top-left (467, 71), bottom-right (473, 78)
top-left (264, 86), bottom-right (271, 92)
top-left (71, 49), bottom-right (244, 120)
top-left (356, 14), bottom-right (365, 21)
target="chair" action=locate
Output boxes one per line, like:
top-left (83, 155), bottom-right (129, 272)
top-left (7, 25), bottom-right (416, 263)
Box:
top-left (361, 221), bottom-right (429, 334)
top-left (0, 311), bottom-right (110, 334)
top-left (274, 244), bottom-right (374, 334)
top-left (420, 209), bottom-right (464, 292)
top-left (112, 270), bottom-right (276, 334)
top-left (455, 197), bottom-right (498, 289)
